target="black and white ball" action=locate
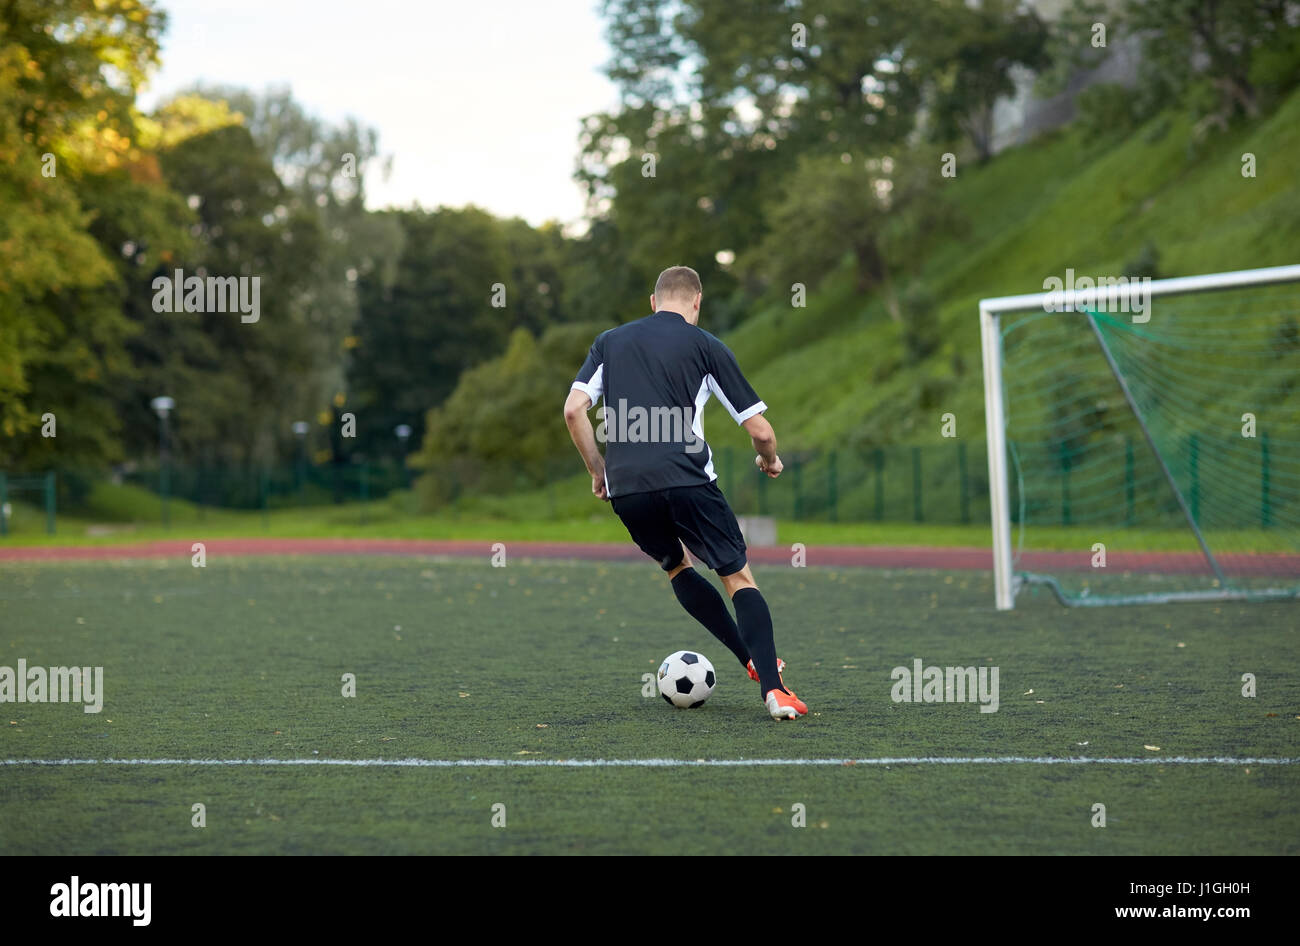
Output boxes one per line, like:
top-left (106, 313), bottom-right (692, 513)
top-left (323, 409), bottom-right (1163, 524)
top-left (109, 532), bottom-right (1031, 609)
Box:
top-left (657, 650), bottom-right (716, 708)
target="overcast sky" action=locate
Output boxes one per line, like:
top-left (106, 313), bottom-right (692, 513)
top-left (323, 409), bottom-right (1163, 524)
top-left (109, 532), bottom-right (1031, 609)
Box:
top-left (138, 0), bottom-right (621, 228)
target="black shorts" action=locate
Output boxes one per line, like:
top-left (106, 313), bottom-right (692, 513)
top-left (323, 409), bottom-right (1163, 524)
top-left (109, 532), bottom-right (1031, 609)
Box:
top-left (611, 481), bottom-right (748, 576)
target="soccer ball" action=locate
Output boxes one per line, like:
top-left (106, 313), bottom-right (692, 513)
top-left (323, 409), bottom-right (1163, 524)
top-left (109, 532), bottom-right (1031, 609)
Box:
top-left (657, 650), bottom-right (716, 708)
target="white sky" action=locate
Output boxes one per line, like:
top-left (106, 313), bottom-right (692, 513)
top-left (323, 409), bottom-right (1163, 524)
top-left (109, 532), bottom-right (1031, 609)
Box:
top-left (138, 0), bottom-right (621, 228)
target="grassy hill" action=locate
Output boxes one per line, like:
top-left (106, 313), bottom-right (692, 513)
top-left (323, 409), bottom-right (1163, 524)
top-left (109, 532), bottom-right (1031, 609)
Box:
top-left (445, 92), bottom-right (1300, 530)
top-left (709, 88), bottom-right (1300, 456)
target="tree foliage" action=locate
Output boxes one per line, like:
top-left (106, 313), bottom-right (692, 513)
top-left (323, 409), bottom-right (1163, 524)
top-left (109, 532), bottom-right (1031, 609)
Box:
top-left (412, 322), bottom-right (607, 507)
top-left (0, 0), bottom-right (167, 466)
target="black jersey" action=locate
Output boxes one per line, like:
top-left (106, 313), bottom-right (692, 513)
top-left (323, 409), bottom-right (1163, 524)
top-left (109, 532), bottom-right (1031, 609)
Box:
top-left (571, 310), bottom-right (766, 497)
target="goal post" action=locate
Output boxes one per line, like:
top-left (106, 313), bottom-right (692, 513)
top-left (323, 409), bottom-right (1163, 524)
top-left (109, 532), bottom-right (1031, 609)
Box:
top-left (979, 263), bottom-right (1300, 610)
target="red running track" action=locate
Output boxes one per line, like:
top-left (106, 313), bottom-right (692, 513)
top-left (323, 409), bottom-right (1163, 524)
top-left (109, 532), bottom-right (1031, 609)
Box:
top-left (1, 537), bottom-right (1298, 576)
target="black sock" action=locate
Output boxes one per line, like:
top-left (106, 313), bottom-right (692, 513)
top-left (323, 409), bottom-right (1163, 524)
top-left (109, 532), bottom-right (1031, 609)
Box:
top-left (732, 587), bottom-right (786, 694)
top-left (670, 568), bottom-right (750, 667)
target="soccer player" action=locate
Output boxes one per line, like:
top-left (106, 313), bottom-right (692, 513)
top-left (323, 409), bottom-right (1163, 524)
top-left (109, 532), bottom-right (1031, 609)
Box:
top-left (563, 265), bottom-right (807, 720)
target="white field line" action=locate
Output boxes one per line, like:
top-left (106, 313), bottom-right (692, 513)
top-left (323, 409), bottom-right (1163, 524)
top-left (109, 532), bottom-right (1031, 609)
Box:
top-left (2, 756), bottom-right (1297, 768)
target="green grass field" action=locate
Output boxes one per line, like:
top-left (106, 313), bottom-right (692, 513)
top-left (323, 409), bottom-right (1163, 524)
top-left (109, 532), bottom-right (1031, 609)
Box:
top-left (1, 554), bottom-right (1296, 854)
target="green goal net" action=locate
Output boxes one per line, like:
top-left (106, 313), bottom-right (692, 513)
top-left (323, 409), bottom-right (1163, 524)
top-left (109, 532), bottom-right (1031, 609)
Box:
top-left (981, 265), bottom-right (1300, 607)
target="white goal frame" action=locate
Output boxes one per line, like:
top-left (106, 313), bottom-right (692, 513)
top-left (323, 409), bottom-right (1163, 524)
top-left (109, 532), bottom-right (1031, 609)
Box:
top-left (979, 263), bottom-right (1300, 610)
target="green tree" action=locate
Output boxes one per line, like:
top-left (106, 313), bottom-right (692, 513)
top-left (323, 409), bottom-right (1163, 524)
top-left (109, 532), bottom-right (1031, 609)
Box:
top-left (141, 119), bottom-right (329, 466)
top-left (743, 145), bottom-right (963, 317)
top-left (600, 0), bottom-right (925, 155)
top-left (1121, 0), bottom-right (1300, 122)
top-left (559, 217), bottom-right (654, 328)
top-left (347, 207), bottom-right (514, 459)
top-left (578, 109), bottom-right (770, 325)
top-left (177, 85), bottom-right (404, 461)
top-left (920, 0), bottom-right (1049, 161)
top-left (412, 322), bottom-right (606, 508)
top-left (0, 0), bottom-right (167, 468)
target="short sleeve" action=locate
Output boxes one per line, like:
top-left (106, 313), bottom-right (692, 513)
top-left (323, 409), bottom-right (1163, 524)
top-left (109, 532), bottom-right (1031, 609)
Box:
top-left (706, 339), bottom-right (766, 424)
top-left (571, 336), bottom-right (605, 407)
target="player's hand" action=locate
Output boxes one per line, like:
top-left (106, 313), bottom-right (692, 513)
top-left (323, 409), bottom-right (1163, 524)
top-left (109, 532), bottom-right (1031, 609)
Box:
top-left (755, 453), bottom-right (783, 478)
top-left (592, 473), bottom-right (609, 501)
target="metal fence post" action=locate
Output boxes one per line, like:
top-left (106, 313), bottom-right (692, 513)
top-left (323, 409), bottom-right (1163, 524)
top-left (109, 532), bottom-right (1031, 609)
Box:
top-left (1261, 432), bottom-right (1271, 528)
top-left (45, 471), bottom-right (56, 535)
top-left (1125, 437), bottom-right (1135, 527)
top-left (547, 458), bottom-right (556, 518)
top-left (912, 446), bottom-right (923, 522)
top-left (827, 450), bottom-right (837, 523)
top-left (792, 460), bottom-right (803, 519)
top-left (360, 462), bottom-right (370, 525)
top-left (874, 448), bottom-right (884, 521)
top-left (958, 441), bottom-right (970, 524)
top-left (1060, 440), bottom-right (1070, 527)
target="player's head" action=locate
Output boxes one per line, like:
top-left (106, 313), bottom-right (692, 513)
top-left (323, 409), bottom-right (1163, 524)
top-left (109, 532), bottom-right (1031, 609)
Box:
top-left (651, 265), bottom-right (702, 324)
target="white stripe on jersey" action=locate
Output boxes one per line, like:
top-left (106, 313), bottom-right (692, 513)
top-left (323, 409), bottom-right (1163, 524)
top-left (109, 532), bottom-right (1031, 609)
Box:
top-left (693, 376), bottom-right (716, 482)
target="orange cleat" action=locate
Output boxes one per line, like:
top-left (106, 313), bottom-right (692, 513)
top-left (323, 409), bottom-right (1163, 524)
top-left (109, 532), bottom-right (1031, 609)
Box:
top-left (746, 657), bottom-right (786, 683)
top-left (764, 687), bottom-right (808, 720)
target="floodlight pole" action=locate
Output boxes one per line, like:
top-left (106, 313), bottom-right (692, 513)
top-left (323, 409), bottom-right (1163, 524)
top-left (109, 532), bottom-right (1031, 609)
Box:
top-left (151, 396), bottom-right (175, 529)
top-left (395, 424), bottom-right (412, 489)
top-left (292, 421), bottom-right (310, 504)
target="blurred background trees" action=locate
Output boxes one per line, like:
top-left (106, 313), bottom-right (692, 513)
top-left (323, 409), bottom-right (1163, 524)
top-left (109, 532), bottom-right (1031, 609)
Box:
top-left (3, 0), bottom-right (1300, 513)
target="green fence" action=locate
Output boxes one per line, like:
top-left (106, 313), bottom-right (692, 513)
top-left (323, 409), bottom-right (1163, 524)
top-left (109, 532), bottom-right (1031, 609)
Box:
top-left (6, 435), bottom-right (1289, 536)
top-left (0, 471), bottom-right (57, 535)
top-left (0, 462), bottom-right (412, 535)
top-left (113, 461), bottom-right (410, 513)
top-left (711, 442), bottom-right (988, 525)
top-left (5, 444), bottom-right (993, 531)
top-left (413, 443), bottom-right (991, 525)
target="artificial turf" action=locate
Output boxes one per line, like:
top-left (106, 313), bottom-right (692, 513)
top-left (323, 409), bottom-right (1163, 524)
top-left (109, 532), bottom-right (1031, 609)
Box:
top-left (1, 555), bottom-right (1296, 854)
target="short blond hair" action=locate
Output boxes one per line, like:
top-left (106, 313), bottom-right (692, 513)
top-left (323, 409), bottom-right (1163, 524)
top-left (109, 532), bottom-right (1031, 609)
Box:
top-left (654, 265), bottom-right (702, 300)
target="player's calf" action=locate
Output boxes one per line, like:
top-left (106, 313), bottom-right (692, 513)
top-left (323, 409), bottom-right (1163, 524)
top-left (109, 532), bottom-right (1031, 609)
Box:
top-left (670, 566), bottom-right (751, 667)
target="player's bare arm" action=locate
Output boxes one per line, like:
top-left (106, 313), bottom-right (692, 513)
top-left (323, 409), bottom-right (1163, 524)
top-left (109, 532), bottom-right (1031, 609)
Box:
top-left (563, 387), bottom-right (608, 501)
top-left (743, 413), bottom-right (782, 478)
